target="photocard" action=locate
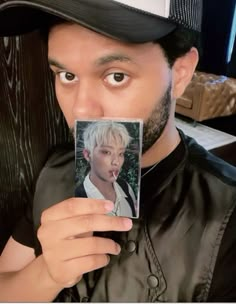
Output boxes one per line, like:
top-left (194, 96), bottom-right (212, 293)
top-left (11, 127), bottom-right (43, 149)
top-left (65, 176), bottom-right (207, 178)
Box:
top-left (75, 118), bottom-right (143, 219)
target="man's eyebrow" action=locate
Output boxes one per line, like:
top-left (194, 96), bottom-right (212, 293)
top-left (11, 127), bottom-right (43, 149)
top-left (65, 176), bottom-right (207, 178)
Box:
top-left (101, 145), bottom-right (126, 150)
top-left (48, 54), bottom-right (134, 69)
top-left (95, 54), bottom-right (133, 66)
top-left (48, 58), bottom-right (67, 69)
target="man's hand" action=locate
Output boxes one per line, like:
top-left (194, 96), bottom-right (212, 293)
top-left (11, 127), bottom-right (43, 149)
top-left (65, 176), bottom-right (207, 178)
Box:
top-left (37, 198), bottom-right (132, 288)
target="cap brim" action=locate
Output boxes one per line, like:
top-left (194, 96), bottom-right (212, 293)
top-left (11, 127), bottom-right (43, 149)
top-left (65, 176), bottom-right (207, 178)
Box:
top-left (0, 0), bottom-right (177, 42)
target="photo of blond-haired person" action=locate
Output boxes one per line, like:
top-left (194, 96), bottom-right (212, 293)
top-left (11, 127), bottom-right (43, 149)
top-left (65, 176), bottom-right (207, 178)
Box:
top-left (75, 120), bottom-right (138, 218)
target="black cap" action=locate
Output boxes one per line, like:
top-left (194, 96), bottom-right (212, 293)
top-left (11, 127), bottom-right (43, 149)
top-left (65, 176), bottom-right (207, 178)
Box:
top-left (0, 0), bottom-right (203, 42)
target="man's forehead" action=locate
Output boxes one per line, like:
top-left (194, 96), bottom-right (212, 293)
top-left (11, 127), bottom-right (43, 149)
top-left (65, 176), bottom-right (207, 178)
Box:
top-left (47, 22), bottom-right (158, 57)
top-left (99, 144), bottom-right (126, 150)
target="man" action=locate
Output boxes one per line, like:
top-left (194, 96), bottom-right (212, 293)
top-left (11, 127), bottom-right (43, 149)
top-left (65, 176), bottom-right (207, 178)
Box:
top-left (75, 120), bottom-right (137, 217)
top-left (0, 0), bottom-right (236, 302)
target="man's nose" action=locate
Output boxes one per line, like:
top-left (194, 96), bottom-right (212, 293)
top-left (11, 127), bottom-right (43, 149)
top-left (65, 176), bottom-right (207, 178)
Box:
top-left (72, 80), bottom-right (103, 118)
top-left (111, 155), bottom-right (120, 166)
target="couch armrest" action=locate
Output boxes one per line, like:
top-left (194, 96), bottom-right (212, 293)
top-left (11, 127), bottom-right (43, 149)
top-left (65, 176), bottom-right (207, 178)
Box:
top-left (176, 71), bottom-right (236, 121)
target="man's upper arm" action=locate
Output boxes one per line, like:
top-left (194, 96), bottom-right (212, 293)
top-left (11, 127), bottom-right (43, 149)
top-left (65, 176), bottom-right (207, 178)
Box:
top-left (207, 206), bottom-right (236, 301)
top-left (0, 237), bottom-right (35, 272)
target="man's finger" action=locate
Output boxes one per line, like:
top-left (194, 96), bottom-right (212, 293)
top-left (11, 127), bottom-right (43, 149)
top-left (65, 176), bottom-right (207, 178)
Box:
top-left (38, 214), bottom-right (133, 241)
top-left (47, 254), bottom-right (111, 288)
top-left (41, 198), bottom-right (114, 222)
top-left (48, 237), bottom-right (121, 261)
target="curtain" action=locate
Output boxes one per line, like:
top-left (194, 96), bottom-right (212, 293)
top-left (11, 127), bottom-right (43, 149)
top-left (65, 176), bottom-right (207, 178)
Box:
top-left (199, 0), bottom-right (236, 76)
top-left (227, 29), bottom-right (236, 77)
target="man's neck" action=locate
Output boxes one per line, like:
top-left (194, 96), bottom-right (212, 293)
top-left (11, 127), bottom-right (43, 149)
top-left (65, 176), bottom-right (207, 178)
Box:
top-left (141, 115), bottom-right (181, 168)
top-left (89, 174), bottom-right (117, 202)
top-left (89, 173), bottom-right (114, 192)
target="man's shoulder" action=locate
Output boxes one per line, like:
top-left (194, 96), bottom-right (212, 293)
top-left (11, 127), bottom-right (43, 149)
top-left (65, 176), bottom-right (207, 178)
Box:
top-left (183, 133), bottom-right (236, 187)
top-left (44, 146), bottom-right (75, 168)
top-left (116, 177), bottom-right (128, 189)
top-left (33, 147), bottom-right (75, 228)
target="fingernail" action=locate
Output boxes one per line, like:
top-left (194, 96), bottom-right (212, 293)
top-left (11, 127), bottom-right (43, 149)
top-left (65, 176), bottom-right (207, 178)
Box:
top-left (116, 243), bottom-right (121, 254)
top-left (123, 218), bottom-right (133, 229)
top-left (104, 201), bottom-right (114, 211)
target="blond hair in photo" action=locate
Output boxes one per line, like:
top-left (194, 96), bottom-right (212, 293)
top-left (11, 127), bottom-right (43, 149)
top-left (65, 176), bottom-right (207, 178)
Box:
top-left (83, 121), bottom-right (132, 153)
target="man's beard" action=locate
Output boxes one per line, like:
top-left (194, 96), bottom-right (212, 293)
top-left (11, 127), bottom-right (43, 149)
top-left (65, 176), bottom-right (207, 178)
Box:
top-left (70, 83), bottom-right (172, 154)
top-left (142, 83), bottom-right (172, 154)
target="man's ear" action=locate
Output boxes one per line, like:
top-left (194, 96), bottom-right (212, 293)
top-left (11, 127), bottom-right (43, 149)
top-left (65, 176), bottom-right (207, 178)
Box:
top-left (172, 47), bottom-right (199, 99)
top-left (83, 149), bottom-right (90, 162)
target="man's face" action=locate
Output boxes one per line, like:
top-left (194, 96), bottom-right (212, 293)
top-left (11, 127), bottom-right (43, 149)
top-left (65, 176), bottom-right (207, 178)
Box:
top-left (85, 142), bottom-right (125, 183)
top-left (48, 23), bottom-right (173, 155)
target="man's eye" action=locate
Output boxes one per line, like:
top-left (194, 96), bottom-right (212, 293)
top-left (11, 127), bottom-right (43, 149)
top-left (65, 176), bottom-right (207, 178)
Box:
top-left (104, 73), bottom-right (129, 87)
top-left (101, 150), bottom-right (111, 155)
top-left (58, 72), bottom-right (78, 84)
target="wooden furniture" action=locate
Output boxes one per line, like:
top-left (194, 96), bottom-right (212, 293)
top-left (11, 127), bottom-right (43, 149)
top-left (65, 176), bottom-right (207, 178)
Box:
top-left (0, 31), bottom-right (71, 253)
top-left (176, 71), bottom-right (236, 122)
